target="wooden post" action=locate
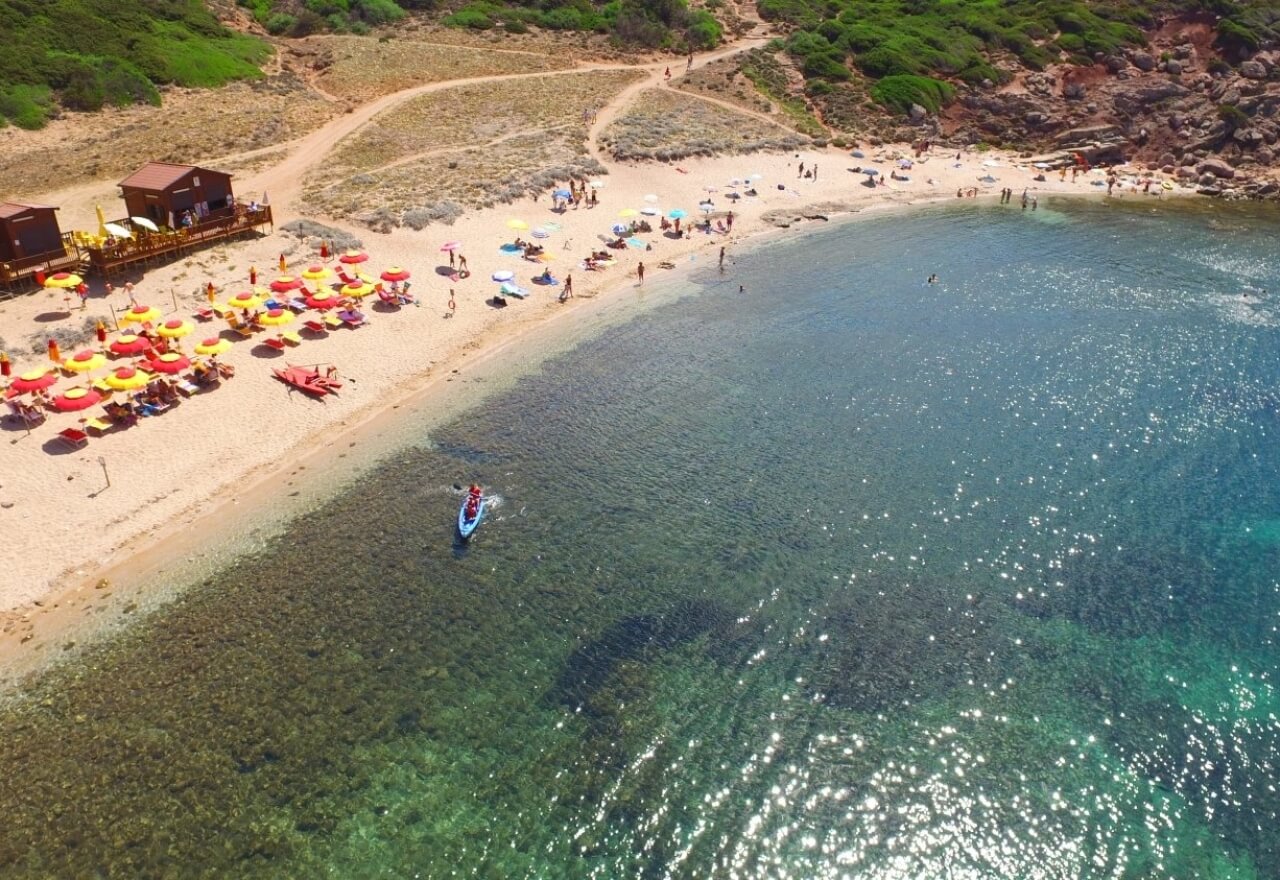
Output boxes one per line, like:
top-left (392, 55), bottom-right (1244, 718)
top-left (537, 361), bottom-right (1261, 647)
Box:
top-left (98, 456), bottom-right (110, 490)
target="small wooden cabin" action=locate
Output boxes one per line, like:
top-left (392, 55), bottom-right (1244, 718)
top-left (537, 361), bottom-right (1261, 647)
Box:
top-left (0, 202), bottom-right (66, 267)
top-left (118, 162), bottom-right (235, 230)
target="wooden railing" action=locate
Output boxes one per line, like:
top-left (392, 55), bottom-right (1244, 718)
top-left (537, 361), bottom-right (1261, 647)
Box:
top-left (0, 234), bottom-right (86, 292)
top-left (88, 205), bottom-right (273, 277)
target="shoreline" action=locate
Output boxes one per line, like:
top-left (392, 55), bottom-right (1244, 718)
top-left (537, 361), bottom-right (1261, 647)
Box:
top-left (0, 137), bottom-right (1192, 690)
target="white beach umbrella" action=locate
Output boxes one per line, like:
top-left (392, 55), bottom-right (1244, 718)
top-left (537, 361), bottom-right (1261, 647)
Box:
top-left (643, 194), bottom-right (659, 203)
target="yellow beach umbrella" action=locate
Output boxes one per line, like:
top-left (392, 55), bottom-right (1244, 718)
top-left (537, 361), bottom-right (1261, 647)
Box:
top-left (44, 272), bottom-right (83, 290)
top-left (96, 204), bottom-right (108, 240)
top-left (157, 319), bottom-right (194, 339)
top-left (63, 350), bottom-right (106, 373)
top-left (340, 281), bottom-right (375, 299)
top-left (506, 218), bottom-right (529, 231)
top-left (617, 208), bottom-right (639, 218)
top-left (225, 291), bottom-right (264, 311)
top-left (104, 366), bottom-right (152, 391)
top-left (301, 265), bottom-right (332, 282)
top-left (121, 304), bottom-right (162, 325)
top-left (258, 308), bottom-right (294, 326)
top-left (195, 337), bottom-right (232, 356)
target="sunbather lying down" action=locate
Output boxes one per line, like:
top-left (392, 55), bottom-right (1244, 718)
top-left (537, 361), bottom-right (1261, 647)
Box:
top-left (658, 261), bottom-right (675, 270)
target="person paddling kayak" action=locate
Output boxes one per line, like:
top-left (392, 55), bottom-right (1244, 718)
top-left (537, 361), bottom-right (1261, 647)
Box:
top-left (465, 484), bottom-right (481, 519)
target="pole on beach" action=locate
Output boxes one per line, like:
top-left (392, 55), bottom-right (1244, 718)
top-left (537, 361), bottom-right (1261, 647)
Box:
top-left (170, 290), bottom-right (179, 315)
top-left (98, 456), bottom-right (110, 492)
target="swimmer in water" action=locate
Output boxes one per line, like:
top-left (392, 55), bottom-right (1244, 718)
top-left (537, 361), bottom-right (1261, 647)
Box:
top-left (927, 274), bottom-right (938, 284)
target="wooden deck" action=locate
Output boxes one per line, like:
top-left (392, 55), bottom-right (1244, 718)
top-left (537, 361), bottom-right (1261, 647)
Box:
top-left (89, 206), bottom-right (273, 278)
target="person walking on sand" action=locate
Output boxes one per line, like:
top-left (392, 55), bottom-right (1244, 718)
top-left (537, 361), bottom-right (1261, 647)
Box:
top-left (726, 211), bottom-right (733, 231)
top-left (637, 262), bottom-right (645, 285)
top-left (798, 161), bottom-right (805, 179)
top-left (458, 253), bottom-right (468, 273)
top-left (560, 274), bottom-right (573, 302)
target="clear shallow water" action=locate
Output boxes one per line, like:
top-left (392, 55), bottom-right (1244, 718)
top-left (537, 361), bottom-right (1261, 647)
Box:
top-left (2, 199), bottom-right (1280, 878)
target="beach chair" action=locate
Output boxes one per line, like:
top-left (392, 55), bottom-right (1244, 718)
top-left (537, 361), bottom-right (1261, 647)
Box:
top-left (377, 289), bottom-right (401, 308)
top-left (194, 306), bottom-right (215, 321)
top-left (262, 336), bottom-right (287, 352)
top-left (210, 303), bottom-right (231, 317)
top-left (323, 314), bottom-right (343, 330)
top-left (84, 416), bottom-right (116, 436)
top-left (287, 297), bottom-right (309, 313)
top-left (302, 319), bottom-right (329, 336)
top-left (337, 268), bottom-right (359, 286)
top-left (6, 400), bottom-right (45, 427)
top-left (339, 309), bottom-right (366, 329)
top-left (280, 331), bottom-right (303, 347)
top-left (56, 428), bottom-right (89, 450)
top-left (90, 378), bottom-right (115, 399)
top-left (174, 378), bottom-right (201, 397)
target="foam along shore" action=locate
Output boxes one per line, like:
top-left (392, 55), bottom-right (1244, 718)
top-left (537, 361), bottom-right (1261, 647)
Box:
top-left (0, 142), bottom-right (1180, 684)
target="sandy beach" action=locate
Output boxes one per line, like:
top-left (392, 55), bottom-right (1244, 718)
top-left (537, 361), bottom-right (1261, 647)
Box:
top-left (0, 45), bottom-right (1187, 684)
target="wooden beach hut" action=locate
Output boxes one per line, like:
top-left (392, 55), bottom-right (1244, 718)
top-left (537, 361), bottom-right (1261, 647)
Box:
top-left (118, 162), bottom-right (236, 230)
top-left (0, 202), bottom-right (66, 268)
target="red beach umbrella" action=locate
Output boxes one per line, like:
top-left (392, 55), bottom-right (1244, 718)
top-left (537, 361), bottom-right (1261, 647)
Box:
top-left (270, 276), bottom-right (304, 293)
top-left (339, 249), bottom-right (369, 265)
top-left (146, 352), bottom-right (191, 375)
top-left (9, 369), bottom-right (57, 394)
top-left (109, 334), bottom-right (152, 356)
top-left (439, 241), bottom-right (462, 252)
top-left (52, 387), bottom-right (103, 412)
top-left (305, 290), bottom-right (341, 309)
top-left (380, 267), bottom-right (411, 283)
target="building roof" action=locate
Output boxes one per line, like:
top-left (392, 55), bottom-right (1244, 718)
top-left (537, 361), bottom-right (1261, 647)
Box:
top-left (0, 202), bottom-right (58, 219)
top-left (117, 162), bottom-right (230, 191)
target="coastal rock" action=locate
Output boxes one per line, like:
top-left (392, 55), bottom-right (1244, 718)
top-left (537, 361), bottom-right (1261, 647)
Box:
top-left (1158, 152), bottom-right (1177, 167)
top-left (1174, 43), bottom-right (1196, 61)
top-left (1130, 51), bottom-right (1157, 72)
top-left (1165, 60), bottom-right (1183, 75)
top-left (1199, 172), bottom-right (1219, 187)
top-left (909, 103), bottom-right (927, 122)
top-left (1104, 55), bottom-right (1128, 73)
top-left (1197, 184), bottom-right (1223, 196)
top-left (1063, 82), bottom-right (1087, 100)
top-left (1196, 158), bottom-right (1236, 179)
top-left (1176, 166), bottom-right (1198, 179)
top-left (1240, 60), bottom-right (1267, 80)
top-left (1234, 127), bottom-right (1265, 147)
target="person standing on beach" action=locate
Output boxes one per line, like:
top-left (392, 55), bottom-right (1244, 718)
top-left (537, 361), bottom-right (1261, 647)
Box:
top-left (719, 246), bottom-right (725, 271)
top-left (448, 249), bottom-right (456, 269)
top-left (637, 262), bottom-right (645, 285)
top-left (726, 211), bottom-right (734, 231)
top-left (458, 253), bottom-right (468, 273)
top-left (813, 164), bottom-right (818, 181)
top-left (798, 161), bottom-right (805, 179)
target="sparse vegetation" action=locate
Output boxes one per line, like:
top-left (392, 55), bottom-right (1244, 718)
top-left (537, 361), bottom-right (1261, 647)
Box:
top-left (600, 88), bottom-right (811, 161)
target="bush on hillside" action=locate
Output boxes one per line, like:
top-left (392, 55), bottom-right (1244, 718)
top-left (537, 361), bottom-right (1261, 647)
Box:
top-left (870, 74), bottom-right (955, 115)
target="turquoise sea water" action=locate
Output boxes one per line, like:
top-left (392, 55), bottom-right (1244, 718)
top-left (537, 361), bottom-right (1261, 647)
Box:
top-left (2, 199), bottom-right (1280, 878)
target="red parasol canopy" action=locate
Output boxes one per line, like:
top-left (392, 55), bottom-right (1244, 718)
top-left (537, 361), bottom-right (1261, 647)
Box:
top-left (146, 352), bottom-right (192, 375)
top-left (9, 369), bottom-right (57, 394)
top-left (52, 387), bottom-right (103, 412)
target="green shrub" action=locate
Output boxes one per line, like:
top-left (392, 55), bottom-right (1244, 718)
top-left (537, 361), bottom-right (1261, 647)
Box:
top-left (1218, 103), bottom-right (1249, 129)
top-left (0, 84), bottom-right (53, 129)
top-left (1218, 19), bottom-right (1260, 51)
top-left (266, 12), bottom-right (297, 34)
top-left (443, 7), bottom-right (494, 29)
top-left (870, 74), bottom-right (955, 115)
top-left (686, 10), bottom-right (722, 48)
top-left (352, 0), bottom-right (406, 24)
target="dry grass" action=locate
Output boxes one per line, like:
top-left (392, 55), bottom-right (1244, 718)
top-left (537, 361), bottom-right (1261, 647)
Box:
top-left (600, 88), bottom-right (811, 162)
top-left (385, 21), bottom-right (639, 64)
top-left (0, 75), bottom-right (335, 198)
top-left (312, 35), bottom-right (575, 103)
top-left (673, 57), bottom-right (776, 118)
top-left (303, 70), bottom-right (642, 229)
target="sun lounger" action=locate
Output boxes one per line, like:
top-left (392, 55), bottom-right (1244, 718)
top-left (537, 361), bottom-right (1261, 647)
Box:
top-left (194, 307), bottom-right (215, 321)
top-left (303, 319), bottom-right (329, 336)
top-left (5, 400), bottom-right (45, 427)
top-left (287, 297), bottom-right (309, 312)
top-left (174, 379), bottom-right (202, 397)
top-left (210, 303), bottom-right (231, 317)
top-left (323, 314), bottom-right (343, 330)
top-left (338, 309), bottom-right (366, 328)
top-left (56, 427), bottom-right (89, 450)
top-left (262, 336), bottom-right (287, 351)
top-left (83, 417), bottom-right (115, 436)
top-left (233, 323), bottom-right (256, 339)
top-left (337, 268), bottom-right (359, 285)
top-left (280, 331), bottom-right (303, 346)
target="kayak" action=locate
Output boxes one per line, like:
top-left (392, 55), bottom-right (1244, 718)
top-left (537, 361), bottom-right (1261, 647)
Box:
top-left (458, 494), bottom-right (485, 539)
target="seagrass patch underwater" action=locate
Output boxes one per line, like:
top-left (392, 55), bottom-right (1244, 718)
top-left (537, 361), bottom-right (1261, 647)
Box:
top-left (1, 198), bottom-right (1279, 879)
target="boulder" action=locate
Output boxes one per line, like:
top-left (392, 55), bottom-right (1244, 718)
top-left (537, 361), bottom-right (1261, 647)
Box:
top-left (1063, 82), bottom-right (1087, 100)
top-left (1255, 146), bottom-right (1275, 164)
top-left (1158, 152), bottom-right (1177, 167)
top-left (1234, 127), bottom-right (1265, 147)
top-left (1174, 44), bottom-right (1195, 61)
top-left (1176, 166), bottom-right (1198, 179)
top-left (1105, 55), bottom-right (1128, 73)
top-left (909, 103), bottom-right (928, 122)
top-left (1196, 158), bottom-right (1236, 179)
top-left (1199, 172), bottom-right (1219, 187)
top-left (1165, 60), bottom-right (1183, 76)
top-left (1240, 60), bottom-right (1267, 80)
top-left (1130, 51), bottom-right (1156, 71)
top-left (1161, 164), bottom-right (1176, 174)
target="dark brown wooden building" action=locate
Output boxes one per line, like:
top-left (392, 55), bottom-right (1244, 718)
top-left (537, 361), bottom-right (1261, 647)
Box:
top-left (0, 202), bottom-right (66, 268)
top-left (118, 162), bottom-right (235, 230)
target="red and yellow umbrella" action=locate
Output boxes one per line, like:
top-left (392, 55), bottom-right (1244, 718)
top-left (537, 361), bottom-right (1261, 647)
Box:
top-left (63, 350), bottom-right (106, 373)
top-left (157, 319), bottom-right (194, 339)
top-left (52, 387), bottom-right (103, 412)
top-left (258, 308), bottom-right (294, 326)
top-left (195, 337), bottom-right (232, 356)
top-left (104, 366), bottom-right (151, 391)
top-left (43, 272), bottom-right (83, 290)
top-left (301, 265), bottom-right (332, 282)
top-left (9, 369), bottom-right (57, 394)
top-left (226, 290), bottom-right (263, 311)
top-left (339, 249), bottom-right (369, 265)
top-left (147, 352), bottom-right (191, 375)
top-left (305, 290), bottom-right (341, 309)
top-left (340, 280), bottom-right (375, 299)
top-left (270, 276), bottom-right (304, 294)
top-left (109, 334), bottom-right (152, 356)
top-left (121, 304), bottom-right (162, 325)
top-left (380, 266), bottom-right (411, 283)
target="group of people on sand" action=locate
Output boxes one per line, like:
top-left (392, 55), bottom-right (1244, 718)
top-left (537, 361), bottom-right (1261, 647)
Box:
top-left (512, 237), bottom-right (545, 260)
top-left (552, 180), bottom-right (599, 210)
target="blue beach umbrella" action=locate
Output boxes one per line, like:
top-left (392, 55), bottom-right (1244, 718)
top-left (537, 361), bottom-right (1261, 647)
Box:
top-left (862, 168), bottom-right (880, 177)
top-left (553, 188), bottom-right (571, 199)
top-left (667, 209), bottom-right (687, 220)
top-left (612, 223), bottom-right (629, 235)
